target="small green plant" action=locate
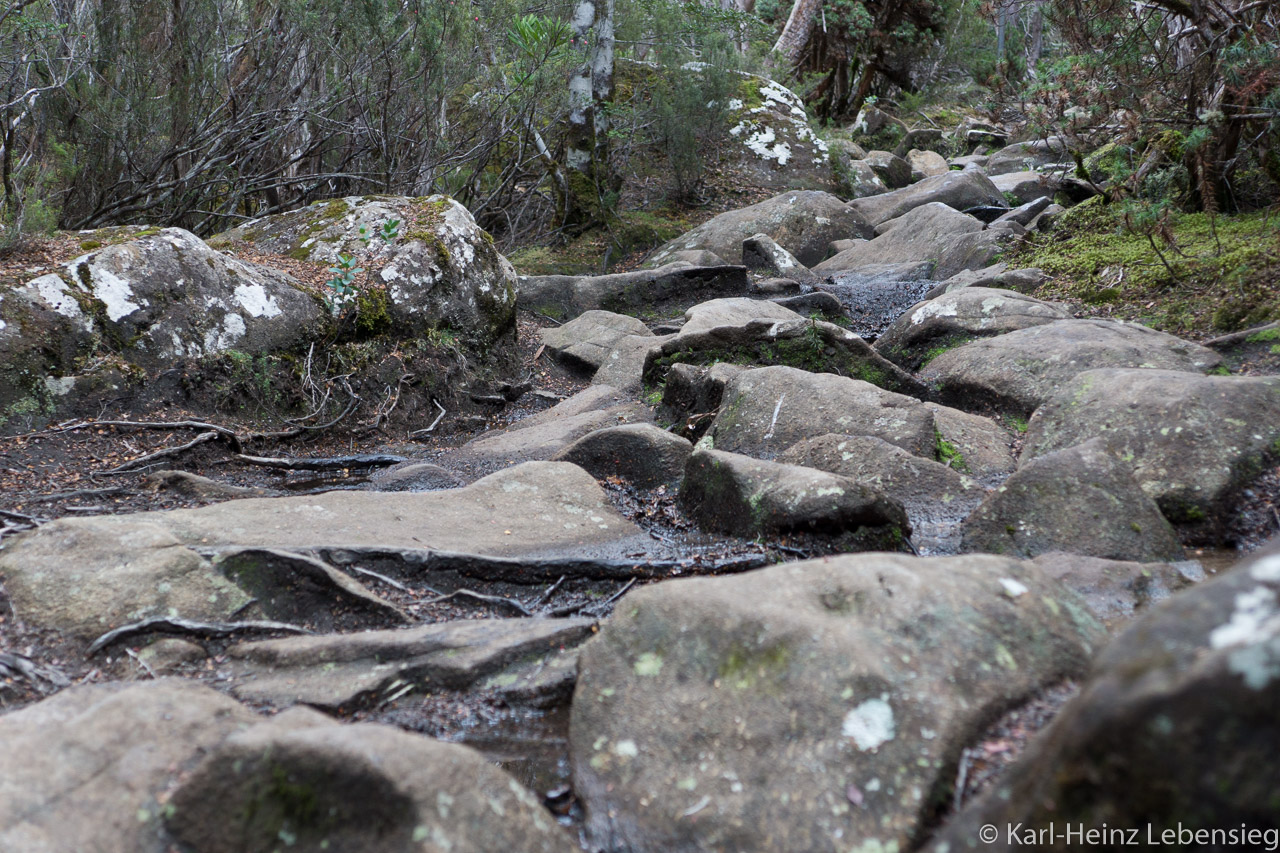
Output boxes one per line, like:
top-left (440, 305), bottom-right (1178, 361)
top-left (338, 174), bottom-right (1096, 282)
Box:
top-left (935, 431), bottom-right (970, 473)
top-left (1007, 414), bottom-right (1029, 433)
top-left (323, 218), bottom-right (400, 316)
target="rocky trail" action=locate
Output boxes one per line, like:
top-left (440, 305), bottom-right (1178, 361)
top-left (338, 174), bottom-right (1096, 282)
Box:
top-left (2, 138), bottom-right (1280, 852)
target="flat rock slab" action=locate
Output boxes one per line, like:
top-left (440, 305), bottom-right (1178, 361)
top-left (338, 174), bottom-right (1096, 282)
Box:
top-left (518, 263), bottom-right (749, 321)
top-left (227, 617), bottom-right (595, 709)
top-left (921, 319), bottom-right (1221, 417)
top-left (960, 439), bottom-right (1185, 562)
top-left (0, 462), bottom-right (652, 637)
top-left (875, 287), bottom-right (1071, 371)
top-left (570, 552), bottom-right (1104, 853)
top-left (539, 310), bottom-right (653, 373)
top-left (457, 387), bottom-right (653, 466)
top-left (926, 546), bottom-right (1280, 853)
top-left (706, 365), bottom-right (938, 460)
top-left (1023, 368), bottom-right (1280, 529)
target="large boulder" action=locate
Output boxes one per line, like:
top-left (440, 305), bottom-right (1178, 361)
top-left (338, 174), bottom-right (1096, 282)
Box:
top-left (706, 365), bottom-right (938, 460)
top-left (1022, 369), bottom-right (1280, 528)
top-left (212, 195), bottom-right (517, 349)
top-left (991, 170), bottom-right (1060, 205)
top-left (925, 402), bottom-right (1018, 482)
top-left (167, 707), bottom-right (576, 852)
top-left (646, 190), bottom-right (873, 268)
top-left (721, 74), bottom-right (836, 191)
top-left (874, 287), bottom-right (1072, 370)
top-left (1032, 551), bottom-right (1202, 631)
top-left (921, 319), bottom-right (1222, 417)
top-left (815, 203), bottom-right (1008, 281)
top-left (0, 680), bottom-right (261, 853)
top-left (960, 440), bottom-right (1185, 562)
top-left (571, 553), bottom-right (1105, 853)
top-left (554, 423), bottom-right (693, 489)
top-left (680, 447), bottom-right (910, 544)
top-left (926, 544), bottom-right (1280, 852)
top-left (847, 168), bottom-right (1008, 228)
top-left (2, 229), bottom-right (327, 394)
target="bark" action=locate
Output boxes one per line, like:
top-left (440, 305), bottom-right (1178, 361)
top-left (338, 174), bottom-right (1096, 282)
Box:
top-left (773, 0), bottom-right (822, 66)
top-left (564, 0), bottom-right (615, 229)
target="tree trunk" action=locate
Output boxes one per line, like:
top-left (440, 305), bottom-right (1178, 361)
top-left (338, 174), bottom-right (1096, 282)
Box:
top-left (1025, 0), bottom-right (1045, 74)
top-left (564, 0), bottom-right (615, 230)
top-left (773, 0), bottom-right (822, 66)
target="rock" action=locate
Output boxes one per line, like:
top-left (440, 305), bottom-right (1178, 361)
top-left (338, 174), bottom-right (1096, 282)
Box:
top-left (167, 713), bottom-right (575, 853)
top-left (226, 617), bottom-right (595, 708)
top-left (861, 150), bottom-right (913, 188)
top-left (706, 365), bottom-right (937, 459)
top-left (960, 440), bottom-right (1185, 562)
top-left (874, 287), bottom-right (1072, 370)
top-left (143, 469), bottom-right (282, 500)
top-left (815, 261), bottom-right (938, 339)
top-left (590, 331), bottom-right (671, 395)
top-left (925, 545), bottom-right (1280, 853)
top-left (571, 552), bottom-right (1105, 853)
top-left (816, 203), bottom-right (1007, 280)
top-left (827, 237), bottom-right (865, 255)
top-left (212, 195), bottom-right (517, 349)
top-left (984, 135), bottom-right (1070, 175)
top-left (778, 433), bottom-right (984, 553)
top-left (459, 387), bottom-right (652, 465)
top-left (660, 362), bottom-right (746, 437)
top-left (51, 229), bottom-right (327, 373)
top-left (741, 233), bottom-right (821, 286)
top-left (990, 195), bottom-right (1054, 228)
top-left (0, 519), bottom-right (252, 640)
top-left (721, 74), bottom-right (836, 191)
top-left (924, 402), bottom-right (1018, 481)
top-left (646, 190), bottom-right (873, 268)
top-left (847, 168), bottom-right (1008, 228)
top-left (366, 461), bottom-right (464, 492)
top-left (680, 447), bottom-right (910, 544)
top-left (894, 128), bottom-right (945, 158)
top-left (950, 153), bottom-right (990, 169)
top-left (851, 105), bottom-right (900, 137)
top-left (831, 152), bottom-right (889, 199)
top-left (554, 423), bottom-right (693, 488)
top-left (907, 148), bottom-right (950, 179)
top-left (921, 319), bottom-right (1222, 417)
top-left (749, 276), bottom-right (801, 295)
top-left (991, 170), bottom-right (1061, 205)
top-left (770, 290), bottom-right (845, 317)
top-left (921, 264), bottom-right (1047, 299)
top-left (134, 638), bottom-right (207, 674)
top-left (1027, 202), bottom-right (1066, 231)
top-left (1032, 551), bottom-right (1203, 630)
top-left (828, 138), bottom-right (868, 160)
top-left (0, 462), bottom-right (654, 637)
top-left (680, 296), bottom-right (803, 333)
top-left (0, 680), bottom-right (260, 853)
top-left (664, 248), bottom-right (729, 266)
top-left (518, 263), bottom-right (749, 321)
top-left (539, 309), bottom-right (653, 373)
top-left (644, 308), bottom-right (924, 398)
top-left (0, 274), bottom-right (96, 427)
top-left (1022, 369), bottom-right (1280, 528)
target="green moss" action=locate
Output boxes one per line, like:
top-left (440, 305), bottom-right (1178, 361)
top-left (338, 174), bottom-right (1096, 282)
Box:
top-left (935, 431), bottom-right (970, 473)
top-left (78, 240), bottom-right (103, 251)
top-left (1007, 201), bottom-right (1280, 335)
top-left (1006, 414), bottom-right (1029, 434)
top-left (718, 641), bottom-right (792, 690)
top-left (353, 288), bottom-right (392, 337)
top-left (1246, 328), bottom-right (1280, 343)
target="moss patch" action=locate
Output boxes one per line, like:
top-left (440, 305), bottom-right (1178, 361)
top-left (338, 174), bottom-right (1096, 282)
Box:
top-left (1008, 200), bottom-right (1280, 335)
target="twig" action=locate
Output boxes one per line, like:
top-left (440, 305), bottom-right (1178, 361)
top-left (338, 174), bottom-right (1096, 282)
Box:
top-left (418, 588), bottom-right (534, 617)
top-left (124, 647), bottom-right (157, 679)
top-left (409, 399), bottom-right (448, 437)
top-left (0, 652), bottom-right (70, 689)
top-left (100, 431), bottom-right (219, 475)
top-left (87, 616), bottom-right (311, 655)
top-left (44, 419), bottom-right (243, 453)
top-left (532, 575), bottom-right (567, 609)
top-left (348, 565), bottom-right (410, 592)
top-left (0, 508), bottom-right (46, 524)
top-left (28, 486), bottom-right (128, 503)
top-left (600, 577), bottom-right (637, 607)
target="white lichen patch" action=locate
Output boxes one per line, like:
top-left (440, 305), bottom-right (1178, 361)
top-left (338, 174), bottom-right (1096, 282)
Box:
top-left (842, 696), bottom-right (895, 751)
top-left (233, 282), bottom-right (282, 318)
top-left (21, 273), bottom-right (93, 331)
top-left (999, 577), bottom-right (1029, 598)
top-left (1209, 586), bottom-right (1280, 650)
top-left (202, 312), bottom-right (247, 353)
top-left (72, 260), bottom-right (142, 322)
top-left (910, 300), bottom-right (960, 325)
